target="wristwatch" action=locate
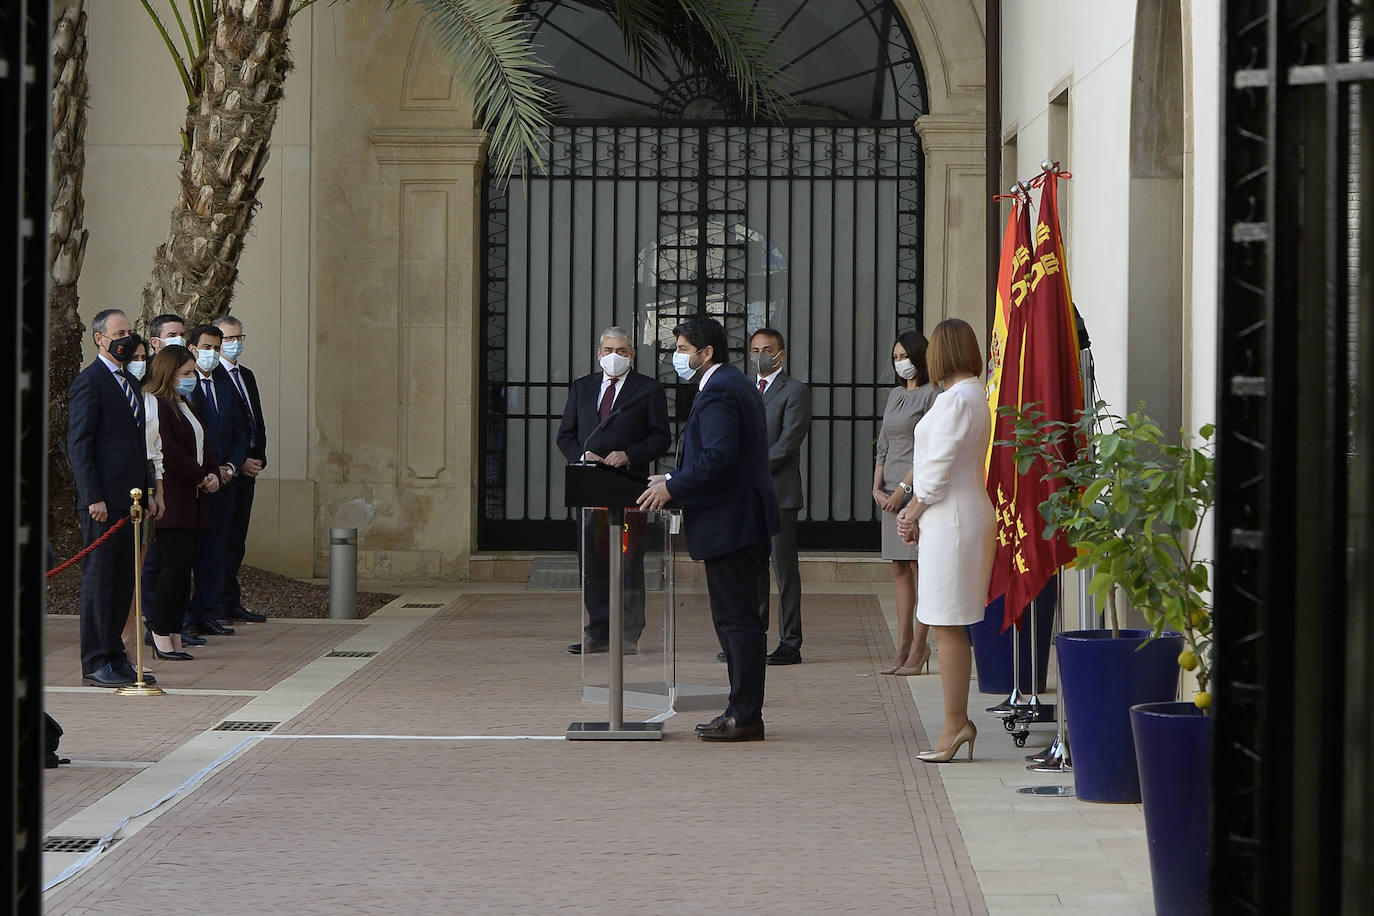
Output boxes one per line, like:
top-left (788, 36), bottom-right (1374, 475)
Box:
top-left (899, 481), bottom-right (913, 494)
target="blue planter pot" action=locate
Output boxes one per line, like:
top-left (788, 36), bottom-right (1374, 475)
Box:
top-left (1056, 629), bottom-right (1182, 803)
top-left (968, 576), bottom-right (1058, 695)
top-left (1131, 702), bottom-right (1212, 916)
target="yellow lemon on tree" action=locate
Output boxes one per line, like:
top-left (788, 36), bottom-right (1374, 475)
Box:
top-left (1194, 691), bottom-right (1212, 710)
top-left (1178, 649), bottom-right (1199, 671)
top-left (1190, 610), bottom-right (1208, 627)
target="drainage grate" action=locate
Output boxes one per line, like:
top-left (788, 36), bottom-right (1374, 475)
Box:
top-left (401, 602), bottom-right (444, 608)
top-left (44, 836), bottom-right (117, 853)
top-left (326, 650), bottom-right (377, 658)
top-left (213, 720), bottom-right (280, 732)
top-left (528, 557), bottom-right (666, 591)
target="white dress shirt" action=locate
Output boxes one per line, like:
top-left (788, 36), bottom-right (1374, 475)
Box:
top-left (143, 393), bottom-right (164, 479)
top-left (756, 366), bottom-right (782, 394)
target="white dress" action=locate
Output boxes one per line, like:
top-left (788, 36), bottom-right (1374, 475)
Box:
top-left (912, 377), bottom-right (997, 626)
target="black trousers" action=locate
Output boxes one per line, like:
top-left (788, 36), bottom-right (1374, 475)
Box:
top-left (77, 512), bottom-right (136, 675)
top-left (757, 508), bottom-right (803, 649)
top-left (221, 474), bottom-right (255, 612)
top-left (578, 510), bottom-right (647, 644)
top-left (705, 538), bottom-right (770, 725)
top-left (186, 480), bottom-right (236, 627)
top-left (152, 528), bottom-right (198, 636)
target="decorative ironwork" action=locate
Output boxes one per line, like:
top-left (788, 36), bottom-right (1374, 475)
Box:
top-left (479, 1), bottom-right (927, 550)
top-left (1217, 0), bottom-right (1372, 909)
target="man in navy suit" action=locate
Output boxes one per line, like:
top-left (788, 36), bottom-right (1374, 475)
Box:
top-left (184, 324), bottom-right (250, 636)
top-left (213, 316), bottom-right (269, 623)
top-left (67, 309), bottom-right (151, 686)
top-left (557, 326), bottom-right (671, 654)
top-left (638, 317), bottom-right (780, 741)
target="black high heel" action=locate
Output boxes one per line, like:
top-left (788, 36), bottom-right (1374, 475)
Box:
top-left (153, 647), bottom-right (194, 661)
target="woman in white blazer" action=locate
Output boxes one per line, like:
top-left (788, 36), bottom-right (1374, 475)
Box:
top-left (897, 319), bottom-right (997, 763)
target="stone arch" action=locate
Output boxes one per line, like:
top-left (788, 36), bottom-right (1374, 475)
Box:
top-left (1126, 0), bottom-right (1185, 436)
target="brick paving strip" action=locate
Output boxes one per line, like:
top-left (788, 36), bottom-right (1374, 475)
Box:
top-left (45, 593), bottom-right (987, 915)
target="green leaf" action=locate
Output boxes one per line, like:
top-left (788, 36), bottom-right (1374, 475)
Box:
top-left (1081, 478), bottom-right (1109, 506)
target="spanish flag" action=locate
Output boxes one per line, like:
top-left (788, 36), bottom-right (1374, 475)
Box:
top-left (986, 172), bottom-right (1083, 632)
top-left (985, 202), bottom-right (1022, 470)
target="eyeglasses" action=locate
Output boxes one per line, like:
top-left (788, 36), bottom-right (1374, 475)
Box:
top-left (221, 334), bottom-right (246, 342)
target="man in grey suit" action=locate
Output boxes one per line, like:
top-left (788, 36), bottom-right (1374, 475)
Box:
top-left (750, 328), bottom-right (812, 665)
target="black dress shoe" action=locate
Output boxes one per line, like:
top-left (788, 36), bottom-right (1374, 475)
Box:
top-left (766, 645), bottom-right (803, 666)
top-left (567, 640), bottom-right (609, 655)
top-left (695, 713), bottom-right (728, 734)
top-left (82, 663), bottom-right (134, 688)
top-left (153, 648), bottom-right (195, 661)
top-left (196, 622), bottom-right (235, 636)
top-left (715, 651), bottom-right (727, 662)
top-left (697, 716), bottom-right (765, 742)
top-left (223, 606), bottom-right (267, 623)
top-left (115, 661), bottom-right (156, 685)
top-left (180, 631), bottom-right (208, 646)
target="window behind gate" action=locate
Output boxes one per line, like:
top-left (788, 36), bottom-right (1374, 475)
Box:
top-left (480, 0), bottom-right (928, 549)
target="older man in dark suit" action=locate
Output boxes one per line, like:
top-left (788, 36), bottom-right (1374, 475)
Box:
top-left (67, 309), bottom-right (151, 687)
top-left (639, 318), bottom-right (780, 741)
top-left (214, 315), bottom-right (269, 623)
top-left (749, 327), bottom-right (812, 665)
top-left (557, 326), bottom-right (671, 654)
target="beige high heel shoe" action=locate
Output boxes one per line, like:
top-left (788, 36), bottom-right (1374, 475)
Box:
top-left (892, 644), bottom-right (932, 676)
top-left (917, 720), bottom-right (977, 763)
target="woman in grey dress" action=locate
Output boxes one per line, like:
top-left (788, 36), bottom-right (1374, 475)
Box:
top-left (872, 330), bottom-right (939, 675)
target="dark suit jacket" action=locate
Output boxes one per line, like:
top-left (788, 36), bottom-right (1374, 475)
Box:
top-left (67, 358), bottom-right (150, 513)
top-left (192, 366), bottom-right (250, 473)
top-left (154, 397), bottom-right (219, 531)
top-left (556, 370), bottom-right (671, 477)
top-left (667, 363), bottom-right (780, 560)
top-left (225, 362), bottom-right (268, 467)
top-left (759, 370), bottom-right (812, 510)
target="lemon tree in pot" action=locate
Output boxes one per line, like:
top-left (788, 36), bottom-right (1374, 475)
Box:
top-left (1005, 401), bottom-right (1214, 911)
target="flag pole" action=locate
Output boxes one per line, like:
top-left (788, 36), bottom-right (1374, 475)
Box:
top-left (1028, 571), bottom-right (1070, 771)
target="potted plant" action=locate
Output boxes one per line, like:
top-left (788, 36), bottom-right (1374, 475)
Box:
top-left (1006, 401), bottom-right (1214, 912)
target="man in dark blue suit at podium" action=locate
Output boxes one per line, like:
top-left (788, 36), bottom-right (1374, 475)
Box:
top-left (638, 317), bottom-right (780, 742)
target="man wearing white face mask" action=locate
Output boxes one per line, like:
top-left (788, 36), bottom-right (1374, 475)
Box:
top-left (556, 327), bottom-right (671, 654)
top-left (147, 313), bottom-right (187, 352)
top-left (212, 316), bottom-right (269, 623)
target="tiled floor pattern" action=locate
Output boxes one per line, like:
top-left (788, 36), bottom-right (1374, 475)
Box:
top-left (42, 582), bottom-right (1153, 914)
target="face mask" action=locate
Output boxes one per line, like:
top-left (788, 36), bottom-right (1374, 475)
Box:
top-left (174, 376), bottom-right (197, 397)
top-left (599, 352), bottom-right (630, 377)
top-left (126, 360), bottom-right (147, 381)
top-left (195, 348), bottom-right (220, 372)
top-left (672, 351), bottom-right (697, 381)
top-left (222, 340), bottom-right (243, 361)
top-left (750, 352), bottom-right (780, 377)
top-left (107, 334), bottom-right (137, 364)
top-left (894, 358), bottom-right (917, 380)
top-left (162, 335), bottom-right (185, 348)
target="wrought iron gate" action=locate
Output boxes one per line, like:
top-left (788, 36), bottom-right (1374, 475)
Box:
top-left (480, 122), bottom-right (922, 549)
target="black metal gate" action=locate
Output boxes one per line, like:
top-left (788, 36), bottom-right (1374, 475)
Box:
top-left (480, 0), bottom-right (927, 551)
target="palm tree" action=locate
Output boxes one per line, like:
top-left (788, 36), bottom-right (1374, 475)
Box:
top-left (137, 0), bottom-right (785, 328)
top-left (49, 0), bottom-right (90, 558)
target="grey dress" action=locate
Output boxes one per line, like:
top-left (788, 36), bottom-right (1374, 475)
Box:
top-left (874, 383), bottom-right (939, 559)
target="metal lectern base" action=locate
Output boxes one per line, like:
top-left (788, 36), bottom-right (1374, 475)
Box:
top-left (566, 721), bottom-right (665, 741)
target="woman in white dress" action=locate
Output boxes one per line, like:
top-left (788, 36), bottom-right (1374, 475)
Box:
top-left (897, 319), bottom-right (996, 763)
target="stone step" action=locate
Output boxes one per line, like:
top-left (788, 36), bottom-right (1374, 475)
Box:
top-left (470, 552), bottom-right (890, 586)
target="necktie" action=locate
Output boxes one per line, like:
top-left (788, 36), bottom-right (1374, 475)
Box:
top-left (758, 378), bottom-right (768, 396)
top-left (116, 370), bottom-right (139, 418)
top-left (598, 378), bottom-right (619, 422)
top-left (230, 367), bottom-right (255, 445)
top-left (201, 378), bottom-right (219, 422)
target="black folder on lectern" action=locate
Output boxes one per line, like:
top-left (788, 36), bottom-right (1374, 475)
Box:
top-left (565, 462), bottom-right (649, 510)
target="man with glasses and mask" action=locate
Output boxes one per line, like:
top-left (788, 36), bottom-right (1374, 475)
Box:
top-left (67, 309), bottom-right (152, 687)
top-left (748, 328), bottom-right (812, 666)
top-left (556, 326), bottom-right (671, 655)
top-left (213, 316), bottom-right (269, 624)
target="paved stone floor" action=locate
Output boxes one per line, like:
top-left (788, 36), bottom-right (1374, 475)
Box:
top-left (42, 581), bottom-right (1154, 915)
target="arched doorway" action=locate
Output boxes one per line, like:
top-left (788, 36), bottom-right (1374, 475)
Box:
top-left (479, 0), bottom-right (928, 549)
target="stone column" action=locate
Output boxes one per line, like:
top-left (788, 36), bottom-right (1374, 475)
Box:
top-left (913, 113), bottom-right (987, 344)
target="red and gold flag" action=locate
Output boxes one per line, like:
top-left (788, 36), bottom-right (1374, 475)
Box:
top-left (985, 202), bottom-right (1021, 470)
top-left (986, 172), bottom-right (1082, 632)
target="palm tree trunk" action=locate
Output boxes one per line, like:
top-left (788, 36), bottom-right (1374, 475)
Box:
top-left (48, 0), bottom-right (90, 561)
top-left (141, 0), bottom-right (293, 327)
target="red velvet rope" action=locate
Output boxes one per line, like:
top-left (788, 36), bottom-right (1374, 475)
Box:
top-left (45, 516), bottom-right (131, 579)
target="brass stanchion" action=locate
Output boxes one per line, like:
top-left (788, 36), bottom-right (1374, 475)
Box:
top-left (118, 488), bottom-right (164, 697)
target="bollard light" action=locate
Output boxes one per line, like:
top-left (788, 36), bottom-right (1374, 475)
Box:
top-left (328, 528), bottom-right (359, 619)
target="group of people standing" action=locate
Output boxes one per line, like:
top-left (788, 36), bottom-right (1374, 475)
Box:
top-left (560, 315), bottom-right (996, 759)
top-left (68, 309), bottom-right (268, 688)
